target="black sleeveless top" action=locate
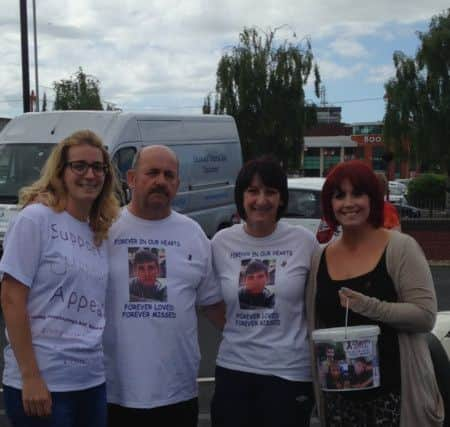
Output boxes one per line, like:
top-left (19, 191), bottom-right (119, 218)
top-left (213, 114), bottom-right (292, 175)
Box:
top-left (316, 249), bottom-right (401, 400)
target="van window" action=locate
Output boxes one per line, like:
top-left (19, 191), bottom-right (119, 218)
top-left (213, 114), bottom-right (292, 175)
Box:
top-left (113, 147), bottom-right (136, 179)
top-left (286, 189), bottom-right (321, 219)
top-left (0, 143), bottom-right (53, 203)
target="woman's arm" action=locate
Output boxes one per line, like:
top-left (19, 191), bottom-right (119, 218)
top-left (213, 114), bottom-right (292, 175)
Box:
top-left (1, 274), bottom-right (52, 417)
top-left (338, 237), bottom-right (436, 332)
top-left (199, 300), bottom-right (226, 330)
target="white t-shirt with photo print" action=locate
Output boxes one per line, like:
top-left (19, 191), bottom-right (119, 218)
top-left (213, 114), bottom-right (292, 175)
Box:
top-left (103, 208), bottom-right (221, 409)
top-left (0, 203), bottom-right (108, 391)
top-left (212, 222), bottom-right (319, 381)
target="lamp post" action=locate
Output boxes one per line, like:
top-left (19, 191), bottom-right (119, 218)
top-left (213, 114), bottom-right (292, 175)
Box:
top-left (19, 0), bottom-right (30, 112)
top-left (32, 0), bottom-right (39, 111)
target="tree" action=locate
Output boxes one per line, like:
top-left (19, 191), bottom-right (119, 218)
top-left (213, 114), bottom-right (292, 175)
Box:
top-left (42, 92), bottom-right (47, 111)
top-left (383, 52), bottom-right (431, 170)
top-left (383, 9), bottom-right (450, 176)
top-left (53, 67), bottom-right (103, 110)
top-left (416, 10), bottom-right (450, 175)
top-left (202, 93), bottom-right (212, 114)
top-left (205, 27), bottom-right (320, 169)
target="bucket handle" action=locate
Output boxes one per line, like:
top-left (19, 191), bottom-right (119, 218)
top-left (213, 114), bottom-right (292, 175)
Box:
top-left (344, 297), bottom-right (349, 339)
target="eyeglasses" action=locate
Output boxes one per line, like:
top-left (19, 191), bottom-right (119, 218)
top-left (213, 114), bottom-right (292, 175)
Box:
top-left (65, 161), bottom-right (108, 176)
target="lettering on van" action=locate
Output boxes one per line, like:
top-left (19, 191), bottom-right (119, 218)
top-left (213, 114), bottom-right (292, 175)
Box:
top-left (193, 153), bottom-right (227, 163)
top-left (203, 166), bottom-right (219, 173)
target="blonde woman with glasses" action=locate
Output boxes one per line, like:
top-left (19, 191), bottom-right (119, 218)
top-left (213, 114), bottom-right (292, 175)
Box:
top-left (0, 130), bottom-right (119, 427)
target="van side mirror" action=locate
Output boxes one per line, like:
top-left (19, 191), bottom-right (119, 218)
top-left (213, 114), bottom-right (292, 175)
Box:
top-left (122, 181), bottom-right (131, 205)
top-left (115, 180), bottom-right (131, 206)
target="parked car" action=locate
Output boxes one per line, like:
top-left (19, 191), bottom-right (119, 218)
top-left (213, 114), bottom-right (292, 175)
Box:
top-left (389, 180), bottom-right (408, 195)
top-left (395, 178), bottom-right (412, 187)
top-left (392, 202), bottom-right (421, 218)
top-left (283, 177), bottom-right (339, 243)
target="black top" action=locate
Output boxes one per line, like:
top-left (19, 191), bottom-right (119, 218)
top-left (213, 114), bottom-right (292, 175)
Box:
top-left (316, 249), bottom-right (401, 400)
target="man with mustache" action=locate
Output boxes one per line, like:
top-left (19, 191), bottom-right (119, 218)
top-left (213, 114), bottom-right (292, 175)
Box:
top-left (103, 145), bottom-right (224, 427)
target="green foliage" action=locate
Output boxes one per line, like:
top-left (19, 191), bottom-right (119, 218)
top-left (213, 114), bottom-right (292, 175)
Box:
top-left (41, 92), bottom-right (47, 112)
top-left (383, 9), bottom-right (450, 175)
top-left (205, 27), bottom-right (320, 169)
top-left (202, 93), bottom-right (212, 114)
top-left (53, 67), bottom-right (103, 111)
top-left (407, 174), bottom-right (447, 208)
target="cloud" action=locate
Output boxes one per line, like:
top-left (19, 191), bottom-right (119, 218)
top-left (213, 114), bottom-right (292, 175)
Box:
top-left (329, 39), bottom-right (369, 58)
top-left (366, 64), bottom-right (396, 83)
top-left (315, 59), bottom-right (365, 81)
top-left (1, 0), bottom-right (449, 119)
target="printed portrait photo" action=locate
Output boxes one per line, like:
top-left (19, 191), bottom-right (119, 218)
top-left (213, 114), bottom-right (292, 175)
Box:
top-left (238, 259), bottom-right (276, 310)
top-left (315, 342), bottom-right (378, 391)
top-left (128, 247), bottom-right (167, 302)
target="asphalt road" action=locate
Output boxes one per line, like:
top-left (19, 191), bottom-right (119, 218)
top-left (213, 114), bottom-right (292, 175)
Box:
top-left (0, 266), bottom-right (448, 427)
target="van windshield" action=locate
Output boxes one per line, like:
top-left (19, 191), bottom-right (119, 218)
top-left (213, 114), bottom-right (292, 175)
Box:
top-left (0, 143), bottom-right (54, 203)
top-left (285, 189), bottom-right (322, 219)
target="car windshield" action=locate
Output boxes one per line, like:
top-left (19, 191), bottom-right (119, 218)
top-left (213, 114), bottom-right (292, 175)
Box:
top-left (0, 143), bottom-right (54, 203)
top-left (389, 186), bottom-right (405, 196)
top-left (285, 189), bottom-right (322, 218)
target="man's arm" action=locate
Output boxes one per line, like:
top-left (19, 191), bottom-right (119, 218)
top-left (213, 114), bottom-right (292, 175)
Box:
top-left (199, 301), bottom-right (226, 330)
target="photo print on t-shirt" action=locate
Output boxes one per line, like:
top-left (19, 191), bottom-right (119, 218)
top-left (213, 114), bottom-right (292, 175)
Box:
top-left (238, 258), bottom-right (276, 310)
top-left (128, 247), bottom-right (167, 302)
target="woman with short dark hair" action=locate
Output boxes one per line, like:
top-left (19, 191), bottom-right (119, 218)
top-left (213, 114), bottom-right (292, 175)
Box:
top-left (211, 156), bottom-right (319, 427)
top-left (307, 160), bottom-right (443, 426)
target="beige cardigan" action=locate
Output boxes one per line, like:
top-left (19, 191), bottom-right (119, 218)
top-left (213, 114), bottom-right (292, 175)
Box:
top-left (306, 231), bottom-right (444, 427)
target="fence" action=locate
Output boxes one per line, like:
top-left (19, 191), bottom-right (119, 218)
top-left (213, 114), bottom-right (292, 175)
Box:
top-left (395, 199), bottom-right (449, 220)
top-left (402, 218), bottom-right (450, 261)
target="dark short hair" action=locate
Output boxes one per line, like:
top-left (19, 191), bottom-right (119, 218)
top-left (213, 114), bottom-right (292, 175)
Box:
top-left (244, 260), bottom-right (268, 276)
top-left (234, 156), bottom-right (288, 221)
top-left (321, 160), bottom-right (384, 229)
top-left (133, 249), bottom-right (159, 266)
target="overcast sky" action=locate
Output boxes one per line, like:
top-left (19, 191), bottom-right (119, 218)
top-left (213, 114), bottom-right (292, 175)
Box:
top-left (0, 0), bottom-right (448, 123)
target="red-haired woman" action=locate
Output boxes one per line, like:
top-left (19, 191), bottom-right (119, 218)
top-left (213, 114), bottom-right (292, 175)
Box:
top-left (306, 160), bottom-right (443, 427)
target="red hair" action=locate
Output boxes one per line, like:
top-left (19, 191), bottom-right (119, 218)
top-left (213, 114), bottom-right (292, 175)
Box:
top-left (321, 160), bottom-right (384, 229)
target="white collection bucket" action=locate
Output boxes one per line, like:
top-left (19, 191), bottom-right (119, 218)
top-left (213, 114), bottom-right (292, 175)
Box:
top-left (311, 325), bottom-right (380, 392)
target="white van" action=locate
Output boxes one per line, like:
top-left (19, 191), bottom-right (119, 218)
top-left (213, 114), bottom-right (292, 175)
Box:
top-left (0, 111), bottom-right (243, 246)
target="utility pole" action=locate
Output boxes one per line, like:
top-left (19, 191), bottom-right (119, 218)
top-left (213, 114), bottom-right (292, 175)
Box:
top-left (20, 0), bottom-right (30, 112)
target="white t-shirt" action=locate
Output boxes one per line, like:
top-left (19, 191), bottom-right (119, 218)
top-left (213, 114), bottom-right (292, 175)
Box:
top-left (212, 222), bottom-right (319, 381)
top-left (0, 204), bottom-right (108, 391)
top-left (103, 208), bottom-right (221, 409)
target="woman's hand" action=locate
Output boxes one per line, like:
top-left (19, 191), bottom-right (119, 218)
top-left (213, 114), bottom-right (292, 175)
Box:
top-left (338, 287), bottom-right (366, 312)
top-left (22, 375), bottom-right (52, 417)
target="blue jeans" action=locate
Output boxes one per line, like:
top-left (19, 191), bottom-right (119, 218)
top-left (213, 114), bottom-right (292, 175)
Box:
top-left (3, 383), bottom-right (107, 427)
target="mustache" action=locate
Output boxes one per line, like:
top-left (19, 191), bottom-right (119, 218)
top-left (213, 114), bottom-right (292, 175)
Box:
top-left (149, 186), bottom-right (169, 196)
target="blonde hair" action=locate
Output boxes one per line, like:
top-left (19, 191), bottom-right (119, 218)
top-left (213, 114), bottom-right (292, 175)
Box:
top-left (20, 130), bottom-right (120, 245)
